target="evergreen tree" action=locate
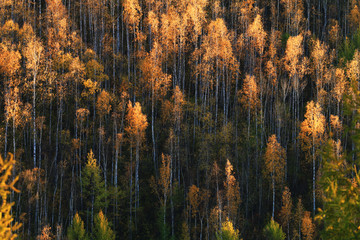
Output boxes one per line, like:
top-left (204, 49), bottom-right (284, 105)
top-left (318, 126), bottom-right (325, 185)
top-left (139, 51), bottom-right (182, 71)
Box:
top-left (263, 219), bottom-right (286, 240)
top-left (67, 213), bottom-right (88, 240)
top-left (216, 218), bottom-right (240, 240)
top-left (81, 150), bottom-right (108, 227)
top-left (93, 210), bottom-right (115, 240)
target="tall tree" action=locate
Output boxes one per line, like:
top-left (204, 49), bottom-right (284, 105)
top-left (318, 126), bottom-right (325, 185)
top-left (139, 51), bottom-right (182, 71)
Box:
top-left (125, 101), bottom-right (148, 230)
top-left (264, 135), bottom-right (286, 219)
top-left (299, 101), bottom-right (326, 215)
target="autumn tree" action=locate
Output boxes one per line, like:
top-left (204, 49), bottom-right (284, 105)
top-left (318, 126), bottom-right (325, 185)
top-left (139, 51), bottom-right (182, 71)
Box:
top-left (331, 68), bottom-right (346, 115)
top-left (24, 37), bottom-right (43, 168)
top-left (125, 101), bottom-right (148, 228)
top-left (279, 187), bottom-right (292, 239)
top-left (299, 101), bottom-right (326, 215)
top-left (187, 185), bottom-right (209, 240)
top-left (264, 135), bottom-right (286, 219)
top-left (0, 153), bottom-right (21, 239)
top-left (283, 34), bottom-right (308, 152)
top-left (310, 39), bottom-right (331, 103)
top-left (301, 211), bottom-right (314, 240)
top-left (281, 0), bottom-right (304, 35)
top-left (139, 41), bottom-right (170, 172)
top-left (224, 159), bottom-right (240, 223)
top-left (197, 18), bottom-right (238, 124)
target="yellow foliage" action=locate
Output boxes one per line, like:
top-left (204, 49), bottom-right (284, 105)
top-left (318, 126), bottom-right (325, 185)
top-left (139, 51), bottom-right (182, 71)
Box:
top-left (247, 14), bottom-right (267, 56)
top-left (224, 159), bottom-right (240, 221)
top-left (0, 153), bottom-right (21, 240)
top-left (283, 34), bottom-right (308, 86)
top-left (188, 185), bottom-right (200, 217)
top-left (299, 101), bottom-right (326, 156)
top-left (125, 101), bottom-right (148, 145)
top-left (264, 135), bottom-right (286, 184)
top-left (86, 150), bottom-right (97, 170)
top-left (240, 75), bottom-right (260, 112)
top-left (96, 90), bottom-right (112, 117)
top-left (332, 68), bottom-right (347, 103)
top-left (123, 0), bottom-right (142, 30)
top-left (279, 187), bottom-right (292, 228)
top-left (0, 45), bottom-right (21, 77)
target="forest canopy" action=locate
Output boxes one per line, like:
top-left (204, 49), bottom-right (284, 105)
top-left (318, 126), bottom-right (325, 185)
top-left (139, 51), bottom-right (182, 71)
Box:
top-left (1, 0), bottom-right (360, 239)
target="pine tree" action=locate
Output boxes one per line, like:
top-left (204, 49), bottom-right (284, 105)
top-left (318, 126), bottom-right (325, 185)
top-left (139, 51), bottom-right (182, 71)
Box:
top-left (67, 213), bottom-right (88, 240)
top-left (93, 210), bottom-right (115, 240)
top-left (263, 219), bottom-right (286, 240)
top-left (81, 150), bottom-right (108, 227)
top-left (215, 218), bottom-right (240, 240)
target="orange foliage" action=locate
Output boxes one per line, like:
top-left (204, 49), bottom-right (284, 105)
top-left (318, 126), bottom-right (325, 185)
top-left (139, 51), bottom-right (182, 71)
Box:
top-left (264, 135), bottom-right (286, 183)
top-left (247, 14), bottom-right (267, 56)
top-left (283, 34), bottom-right (308, 90)
top-left (279, 186), bottom-right (292, 229)
top-left (224, 159), bottom-right (240, 220)
top-left (173, 86), bottom-right (185, 126)
top-left (125, 101), bottom-right (148, 145)
top-left (332, 68), bottom-right (347, 104)
top-left (299, 101), bottom-right (326, 155)
top-left (311, 39), bottom-right (330, 95)
top-left (240, 75), bottom-right (260, 111)
top-left (0, 45), bottom-right (21, 77)
top-left (301, 211), bottom-right (315, 240)
top-left (330, 115), bottom-right (343, 136)
top-left (139, 41), bottom-right (171, 99)
top-left (4, 84), bottom-right (22, 126)
top-left (96, 90), bottom-right (112, 117)
top-left (188, 185), bottom-right (200, 217)
top-left (123, 0), bottom-right (142, 31)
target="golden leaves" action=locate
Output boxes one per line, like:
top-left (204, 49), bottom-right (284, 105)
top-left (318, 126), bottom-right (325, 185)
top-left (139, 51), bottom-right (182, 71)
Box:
top-left (139, 41), bottom-right (171, 99)
top-left (283, 34), bottom-right (308, 83)
top-left (240, 75), bottom-right (260, 112)
top-left (279, 187), bottom-right (292, 227)
top-left (264, 135), bottom-right (286, 183)
top-left (0, 45), bottom-right (21, 77)
top-left (0, 153), bottom-right (21, 240)
top-left (23, 38), bottom-right (43, 74)
top-left (150, 153), bottom-right (172, 206)
top-left (125, 101), bottom-right (148, 145)
top-left (76, 108), bottom-right (90, 123)
top-left (301, 211), bottom-right (315, 240)
top-left (299, 101), bottom-right (326, 155)
top-left (188, 185), bottom-right (200, 217)
top-left (224, 159), bottom-right (240, 219)
top-left (247, 14), bottom-right (267, 56)
top-left (86, 149), bottom-right (97, 170)
top-left (332, 68), bottom-right (347, 103)
top-left (123, 0), bottom-right (142, 29)
top-left (96, 90), bottom-right (112, 117)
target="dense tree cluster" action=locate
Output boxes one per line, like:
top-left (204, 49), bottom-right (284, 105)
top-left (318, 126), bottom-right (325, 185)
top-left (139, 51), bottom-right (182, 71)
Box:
top-left (1, 0), bottom-right (360, 239)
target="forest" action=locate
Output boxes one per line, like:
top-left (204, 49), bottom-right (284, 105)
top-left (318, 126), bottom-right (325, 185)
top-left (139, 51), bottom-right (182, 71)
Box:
top-left (1, 0), bottom-right (360, 239)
